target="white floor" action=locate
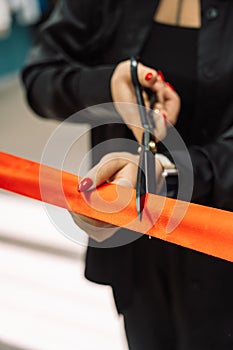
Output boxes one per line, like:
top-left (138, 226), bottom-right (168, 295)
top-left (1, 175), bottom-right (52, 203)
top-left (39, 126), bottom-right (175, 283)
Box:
top-left (0, 75), bottom-right (128, 350)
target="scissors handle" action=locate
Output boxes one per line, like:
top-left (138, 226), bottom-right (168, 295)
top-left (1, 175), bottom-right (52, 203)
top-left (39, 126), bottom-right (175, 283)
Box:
top-left (130, 57), bottom-right (157, 219)
top-left (130, 57), bottom-right (149, 131)
top-left (130, 58), bottom-right (157, 148)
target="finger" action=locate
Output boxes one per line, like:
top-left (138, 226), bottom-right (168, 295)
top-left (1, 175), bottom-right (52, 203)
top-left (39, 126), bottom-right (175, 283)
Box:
top-left (70, 212), bottom-right (118, 242)
top-left (151, 82), bottom-right (180, 126)
top-left (111, 162), bottom-right (138, 188)
top-left (163, 86), bottom-right (181, 125)
top-left (166, 81), bottom-right (175, 91)
top-left (157, 70), bottom-right (166, 82)
top-left (78, 158), bottom-right (126, 192)
top-left (154, 102), bottom-right (164, 110)
top-left (112, 178), bottom-right (135, 188)
top-left (150, 80), bottom-right (166, 104)
top-left (142, 90), bottom-right (151, 109)
top-left (71, 212), bottom-right (116, 229)
top-left (153, 108), bottom-right (167, 142)
top-left (154, 102), bottom-right (168, 127)
top-left (137, 62), bottom-right (158, 89)
top-left (78, 153), bottom-right (136, 192)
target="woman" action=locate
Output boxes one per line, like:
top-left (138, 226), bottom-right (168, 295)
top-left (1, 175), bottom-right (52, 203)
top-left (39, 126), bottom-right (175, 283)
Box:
top-left (22, 0), bottom-right (233, 348)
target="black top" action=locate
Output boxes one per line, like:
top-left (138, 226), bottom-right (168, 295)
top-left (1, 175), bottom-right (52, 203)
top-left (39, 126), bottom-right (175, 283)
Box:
top-left (141, 21), bottom-right (198, 146)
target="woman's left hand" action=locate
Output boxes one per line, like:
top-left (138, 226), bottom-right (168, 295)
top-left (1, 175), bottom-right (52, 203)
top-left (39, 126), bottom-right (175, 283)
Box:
top-left (70, 152), bottom-right (164, 242)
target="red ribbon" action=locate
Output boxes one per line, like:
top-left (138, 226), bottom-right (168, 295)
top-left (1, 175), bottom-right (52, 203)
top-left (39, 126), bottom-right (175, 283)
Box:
top-left (1, 151), bottom-right (233, 262)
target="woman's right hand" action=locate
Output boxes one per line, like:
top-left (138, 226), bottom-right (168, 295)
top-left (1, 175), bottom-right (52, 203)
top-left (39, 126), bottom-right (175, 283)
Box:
top-left (111, 59), bottom-right (180, 143)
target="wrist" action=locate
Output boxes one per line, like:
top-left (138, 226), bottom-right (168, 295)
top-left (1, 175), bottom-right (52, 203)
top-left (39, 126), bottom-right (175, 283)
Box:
top-left (155, 153), bottom-right (178, 197)
top-left (156, 153), bottom-right (178, 177)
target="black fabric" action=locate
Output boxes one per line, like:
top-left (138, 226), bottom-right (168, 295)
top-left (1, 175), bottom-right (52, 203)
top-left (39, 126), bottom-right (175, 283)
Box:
top-left (141, 22), bottom-right (198, 146)
top-left (141, 22), bottom-right (198, 200)
top-left (22, 0), bottom-right (233, 345)
top-left (123, 237), bottom-right (233, 350)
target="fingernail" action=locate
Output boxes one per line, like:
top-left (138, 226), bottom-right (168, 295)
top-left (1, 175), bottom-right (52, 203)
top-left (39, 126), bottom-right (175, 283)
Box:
top-left (78, 178), bottom-right (93, 192)
top-left (162, 113), bottom-right (168, 127)
top-left (145, 72), bottom-right (153, 81)
top-left (158, 70), bottom-right (165, 81)
top-left (166, 82), bottom-right (175, 91)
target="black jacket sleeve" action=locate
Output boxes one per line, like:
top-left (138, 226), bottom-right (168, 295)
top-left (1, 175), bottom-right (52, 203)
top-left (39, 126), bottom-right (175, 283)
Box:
top-left (170, 125), bottom-right (233, 211)
top-left (22, 0), bottom-right (116, 120)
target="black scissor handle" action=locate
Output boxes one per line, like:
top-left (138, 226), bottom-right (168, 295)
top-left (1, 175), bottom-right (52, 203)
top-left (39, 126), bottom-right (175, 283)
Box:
top-left (130, 57), bottom-right (157, 220)
top-left (130, 57), bottom-right (148, 128)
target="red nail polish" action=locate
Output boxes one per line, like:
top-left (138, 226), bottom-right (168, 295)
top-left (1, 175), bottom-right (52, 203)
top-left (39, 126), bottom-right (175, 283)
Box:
top-left (145, 72), bottom-right (153, 81)
top-left (78, 178), bottom-right (93, 192)
top-left (166, 82), bottom-right (175, 91)
top-left (158, 70), bottom-right (165, 81)
top-left (162, 113), bottom-right (167, 127)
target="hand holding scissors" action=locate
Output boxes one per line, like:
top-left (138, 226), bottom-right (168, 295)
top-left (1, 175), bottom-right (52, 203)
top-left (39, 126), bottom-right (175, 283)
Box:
top-left (111, 59), bottom-right (180, 143)
top-left (130, 57), bottom-right (158, 220)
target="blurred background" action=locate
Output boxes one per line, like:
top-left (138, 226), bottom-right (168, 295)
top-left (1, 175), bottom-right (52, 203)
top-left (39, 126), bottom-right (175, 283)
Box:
top-left (0, 1), bottom-right (128, 349)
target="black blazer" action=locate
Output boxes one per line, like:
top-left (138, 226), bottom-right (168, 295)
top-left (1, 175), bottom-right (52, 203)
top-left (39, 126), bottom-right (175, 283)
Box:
top-left (22, 0), bottom-right (233, 311)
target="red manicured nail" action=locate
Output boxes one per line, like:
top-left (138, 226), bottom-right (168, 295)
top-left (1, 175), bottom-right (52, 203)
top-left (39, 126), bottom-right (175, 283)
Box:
top-left (162, 113), bottom-right (168, 127)
top-left (158, 70), bottom-right (165, 81)
top-left (166, 82), bottom-right (175, 91)
top-left (145, 72), bottom-right (153, 81)
top-left (78, 178), bottom-right (93, 192)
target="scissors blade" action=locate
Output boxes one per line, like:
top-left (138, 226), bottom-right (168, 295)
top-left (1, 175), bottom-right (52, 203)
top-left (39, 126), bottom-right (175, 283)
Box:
top-left (136, 148), bottom-right (146, 221)
top-left (144, 147), bottom-right (156, 195)
top-left (136, 144), bottom-right (156, 220)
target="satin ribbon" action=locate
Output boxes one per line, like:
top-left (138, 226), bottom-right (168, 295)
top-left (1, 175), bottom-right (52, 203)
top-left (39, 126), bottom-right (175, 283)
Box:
top-left (0, 151), bottom-right (233, 262)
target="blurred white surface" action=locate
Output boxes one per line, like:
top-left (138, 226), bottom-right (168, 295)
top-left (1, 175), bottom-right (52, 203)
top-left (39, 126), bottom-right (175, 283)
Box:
top-left (0, 76), bottom-right (128, 349)
top-left (0, 193), bottom-right (128, 350)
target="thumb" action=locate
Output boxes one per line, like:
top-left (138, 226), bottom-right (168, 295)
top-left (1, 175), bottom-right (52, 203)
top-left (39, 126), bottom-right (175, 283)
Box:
top-left (78, 155), bottom-right (127, 192)
top-left (137, 62), bottom-right (158, 89)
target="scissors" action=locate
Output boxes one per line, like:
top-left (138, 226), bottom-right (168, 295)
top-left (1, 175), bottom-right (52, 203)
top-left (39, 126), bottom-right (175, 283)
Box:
top-left (130, 57), bottom-right (157, 220)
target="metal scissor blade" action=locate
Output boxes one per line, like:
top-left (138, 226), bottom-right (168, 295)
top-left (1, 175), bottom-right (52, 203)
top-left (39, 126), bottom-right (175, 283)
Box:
top-left (144, 148), bottom-right (156, 195)
top-left (136, 148), bottom-right (146, 221)
top-left (136, 145), bottom-right (156, 220)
